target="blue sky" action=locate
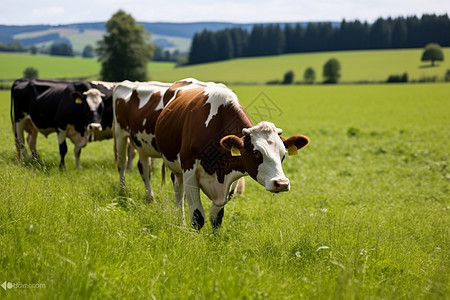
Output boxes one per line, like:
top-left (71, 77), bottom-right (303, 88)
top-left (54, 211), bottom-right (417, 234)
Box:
top-left (1, 0), bottom-right (449, 25)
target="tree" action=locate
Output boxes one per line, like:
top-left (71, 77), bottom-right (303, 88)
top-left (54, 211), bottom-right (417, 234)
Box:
top-left (303, 67), bottom-right (315, 84)
top-left (82, 45), bottom-right (95, 58)
top-left (97, 10), bottom-right (153, 81)
top-left (50, 43), bottom-right (73, 56)
top-left (282, 70), bottom-right (295, 84)
top-left (421, 43), bottom-right (444, 66)
top-left (29, 46), bottom-right (38, 55)
top-left (323, 58), bottom-right (341, 83)
top-left (23, 67), bottom-right (38, 79)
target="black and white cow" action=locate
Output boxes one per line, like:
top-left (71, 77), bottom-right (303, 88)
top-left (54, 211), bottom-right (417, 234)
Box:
top-left (11, 79), bottom-right (114, 168)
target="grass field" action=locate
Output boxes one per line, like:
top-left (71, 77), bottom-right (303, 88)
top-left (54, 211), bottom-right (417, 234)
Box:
top-left (1, 48), bottom-right (450, 84)
top-left (0, 83), bottom-right (449, 299)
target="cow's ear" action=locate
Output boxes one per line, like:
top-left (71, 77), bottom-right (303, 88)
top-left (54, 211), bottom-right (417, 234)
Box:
top-left (281, 135), bottom-right (309, 155)
top-left (72, 92), bottom-right (83, 104)
top-left (220, 135), bottom-right (244, 156)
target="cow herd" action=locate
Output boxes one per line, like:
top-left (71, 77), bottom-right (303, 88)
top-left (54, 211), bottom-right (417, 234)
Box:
top-left (11, 78), bottom-right (309, 231)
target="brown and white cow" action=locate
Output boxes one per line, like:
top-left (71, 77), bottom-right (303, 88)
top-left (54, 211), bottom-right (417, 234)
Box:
top-left (155, 78), bottom-right (309, 231)
top-left (113, 80), bottom-right (172, 201)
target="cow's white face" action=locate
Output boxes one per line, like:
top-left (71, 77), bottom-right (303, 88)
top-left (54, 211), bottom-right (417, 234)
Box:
top-left (83, 89), bottom-right (105, 131)
top-left (220, 121), bottom-right (309, 193)
top-left (243, 122), bottom-right (290, 192)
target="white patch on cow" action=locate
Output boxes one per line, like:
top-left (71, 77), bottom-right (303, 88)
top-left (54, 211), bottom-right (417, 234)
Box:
top-left (90, 81), bottom-right (116, 89)
top-left (83, 89), bottom-right (105, 111)
top-left (113, 83), bottom-right (133, 103)
top-left (161, 153), bottom-right (183, 174)
top-left (244, 121), bottom-right (288, 191)
top-left (202, 85), bottom-right (241, 127)
top-left (142, 118), bottom-right (147, 126)
top-left (114, 81), bottom-right (171, 110)
top-left (134, 131), bottom-right (160, 158)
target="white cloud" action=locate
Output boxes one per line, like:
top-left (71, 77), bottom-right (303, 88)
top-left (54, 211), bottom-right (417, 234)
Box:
top-left (31, 6), bottom-right (65, 18)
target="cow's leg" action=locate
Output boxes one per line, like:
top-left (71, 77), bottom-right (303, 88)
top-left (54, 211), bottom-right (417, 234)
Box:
top-left (74, 145), bottom-right (82, 169)
top-left (25, 120), bottom-right (39, 159)
top-left (116, 134), bottom-right (128, 189)
top-left (172, 173), bottom-right (186, 225)
top-left (210, 204), bottom-right (225, 233)
top-left (126, 141), bottom-right (136, 170)
top-left (14, 118), bottom-right (30, 160)
top-left (183, 169), bottom-right (205, 230)
top-left (137, 155), bottom-right (155, 202)
top-left (57, 131), bottom-right (68, 169)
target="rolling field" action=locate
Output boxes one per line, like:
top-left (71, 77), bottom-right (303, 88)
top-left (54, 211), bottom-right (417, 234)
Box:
top-left (1, 48), bottom-right (450, 84)
top-left (150, 48), bottom-right (450, 84)
top-left (0, 83), bottom-right (449, 299)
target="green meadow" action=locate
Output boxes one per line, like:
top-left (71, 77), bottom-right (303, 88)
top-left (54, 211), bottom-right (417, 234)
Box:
top-left (0, 81), bottom-right (449, 299)
top-left (1, 48), bottom-right (450, 83)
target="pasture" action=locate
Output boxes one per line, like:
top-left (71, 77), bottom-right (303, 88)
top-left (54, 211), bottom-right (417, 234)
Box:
top-left (0, 83), bottom-right (449, 299)
top-left (1, 48), bottom-right (450, 84)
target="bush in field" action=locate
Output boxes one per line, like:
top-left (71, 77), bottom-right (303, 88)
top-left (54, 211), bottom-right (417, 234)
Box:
top-left (82, 45), bottom-right (95, 58)
top-left (445, 70), bottom-right (450, 82)
top-left (421, 43), bottom-right (444, 66)
top-left (282, 70), bottom-right (295, 84)
top-left (387, 73), bottom-right (408, 83)
top-left (50, 43), bottom-right (74, 57)
top-left (97, 10), bottom-right (153, 81)
top-left (323, 58), bottom-right (341, 83)
top-left (304, 67), bottom-right (316, 84)
top-left (23, 67), bottom-right (38, 79)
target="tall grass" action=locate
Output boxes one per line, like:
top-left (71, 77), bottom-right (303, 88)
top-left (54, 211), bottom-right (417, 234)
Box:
top-left (0, 83), bottom-right (449, 299)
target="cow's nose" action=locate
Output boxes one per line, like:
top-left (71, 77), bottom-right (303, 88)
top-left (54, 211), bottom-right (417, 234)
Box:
top-left (88, 123), bottom-right (102, 131)
top-left (270, 178), bottom-right (290, 192)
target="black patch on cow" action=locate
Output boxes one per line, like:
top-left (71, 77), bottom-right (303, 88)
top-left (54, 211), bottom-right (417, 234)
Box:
top-left (137, 161), bottom-right (143, 175)
top-left (130, 134), bottom-right (142, 148)
top-left (192, 209), bottom-right (205, 230)
top-left (212, 207), bottom-right (224, 229)
top-left (151, 138), bottom-right (159, 152)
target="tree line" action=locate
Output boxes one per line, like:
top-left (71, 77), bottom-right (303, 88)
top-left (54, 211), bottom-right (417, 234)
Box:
top-left (188, 14), bottom-right (450, 65)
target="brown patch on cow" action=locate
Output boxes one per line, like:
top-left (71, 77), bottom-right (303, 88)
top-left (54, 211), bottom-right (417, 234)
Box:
top-left (155, 84), bottom-right (254, 183)
top-left (115, 89), bottom-right (162, 136)
top-left (161, 80), bottom-right (191, 107)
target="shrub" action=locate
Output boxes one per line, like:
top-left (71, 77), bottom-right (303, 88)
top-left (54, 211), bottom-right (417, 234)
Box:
top-left (387, 73), bottom-right (408, 83)
top-left (282, 70), bottom-right (295, 84)
top-left (23, 67), bottom-right (38, 79)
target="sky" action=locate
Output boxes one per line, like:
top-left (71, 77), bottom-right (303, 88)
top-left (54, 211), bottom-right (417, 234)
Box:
top-left (1, 0), bottom-right (449, 25)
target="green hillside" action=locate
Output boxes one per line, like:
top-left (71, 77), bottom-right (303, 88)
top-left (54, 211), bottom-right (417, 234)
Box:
top-left (1, 48), bottom-right (449, 84)
top-left (149, 48), bottom-right (450, 84)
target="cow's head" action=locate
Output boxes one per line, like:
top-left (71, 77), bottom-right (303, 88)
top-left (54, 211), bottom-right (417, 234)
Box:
top-left (82, 88), bottom-right (106, 132)
top-left (220, 121), bottom-right (309, 193)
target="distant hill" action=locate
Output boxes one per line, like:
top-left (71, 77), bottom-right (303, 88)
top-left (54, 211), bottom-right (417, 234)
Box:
top-left (0, 21), bottom-right (336, 53)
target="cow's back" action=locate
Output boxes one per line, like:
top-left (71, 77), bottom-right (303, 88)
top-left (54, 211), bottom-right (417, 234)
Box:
top-left (155, 80), bottom-right (252, 175)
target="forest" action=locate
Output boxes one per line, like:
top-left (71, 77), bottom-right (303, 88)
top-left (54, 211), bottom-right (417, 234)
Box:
top-left (188, 14), bottom-right (450, 64)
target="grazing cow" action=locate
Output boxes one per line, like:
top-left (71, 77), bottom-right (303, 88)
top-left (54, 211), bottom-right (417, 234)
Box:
top-left (113, 80), bottom-right (172, 201)
top-left (11, 79), bottom-right (114, 168)
top-left (155, 78), bottom-right (309, 231)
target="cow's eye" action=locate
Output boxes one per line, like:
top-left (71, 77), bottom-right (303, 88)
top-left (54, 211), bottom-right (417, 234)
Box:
top-left (252, 150), bottom-right (262, 160)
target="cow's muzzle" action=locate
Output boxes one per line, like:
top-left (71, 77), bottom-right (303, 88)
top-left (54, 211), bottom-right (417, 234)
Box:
top-left (267, 177), bottom-right (290, 193)
top-left (88, 123), bottom-right (102, 131)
